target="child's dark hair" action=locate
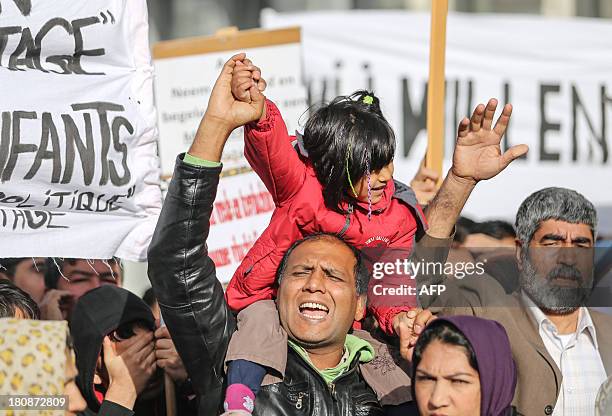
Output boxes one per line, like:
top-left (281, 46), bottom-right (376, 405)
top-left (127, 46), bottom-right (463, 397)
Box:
top-left (303, 90), bottom-right (395, 212)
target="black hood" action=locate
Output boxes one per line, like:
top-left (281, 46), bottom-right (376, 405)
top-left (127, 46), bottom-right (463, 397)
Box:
top-left (69, 285), bottom-right (155, 412)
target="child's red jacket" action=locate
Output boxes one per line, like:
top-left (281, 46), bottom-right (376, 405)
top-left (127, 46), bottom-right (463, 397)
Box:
top-left (225, 100), bottom-right (427, 335)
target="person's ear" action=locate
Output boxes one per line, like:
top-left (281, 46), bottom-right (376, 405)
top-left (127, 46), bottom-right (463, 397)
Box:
top-left (515, 239), bottom-right (523, 271)
top-left (354, 294), bottom-right (367, 321)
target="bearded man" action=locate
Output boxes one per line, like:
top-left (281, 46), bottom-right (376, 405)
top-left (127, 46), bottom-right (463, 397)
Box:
top-left (421, 187), bottom-right (612, 416)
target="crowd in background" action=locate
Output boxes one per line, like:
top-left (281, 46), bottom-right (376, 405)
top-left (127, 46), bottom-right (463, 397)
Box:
top-left (1, 207), bottom-right (611, 415)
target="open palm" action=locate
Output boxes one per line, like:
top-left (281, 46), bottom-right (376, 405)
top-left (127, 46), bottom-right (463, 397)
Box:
top-left (451, 99), bottom-right (528, 183)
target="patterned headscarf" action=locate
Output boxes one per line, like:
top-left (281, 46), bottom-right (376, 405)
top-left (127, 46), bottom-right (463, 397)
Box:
top-left (0, 318), bottom-right (71, 416)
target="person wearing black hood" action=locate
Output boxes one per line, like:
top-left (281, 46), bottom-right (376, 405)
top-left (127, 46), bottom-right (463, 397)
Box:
top-left (69, 285), bottom-right (161, 415)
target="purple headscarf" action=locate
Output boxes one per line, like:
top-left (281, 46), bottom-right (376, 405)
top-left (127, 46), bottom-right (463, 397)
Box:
top-left (424, 316), bottom-right (517, 416)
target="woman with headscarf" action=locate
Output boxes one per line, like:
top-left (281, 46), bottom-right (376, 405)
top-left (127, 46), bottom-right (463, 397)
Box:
top-left (0, 318), bottom-right (87, 415)
top-left (411, 315), bottom-right (520, 416)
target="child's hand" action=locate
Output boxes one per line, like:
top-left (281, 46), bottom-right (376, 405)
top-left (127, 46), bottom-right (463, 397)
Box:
top-left (200, 54), bottom-right (267, 137)
top-left (231, 58), bottom-right (267, 104)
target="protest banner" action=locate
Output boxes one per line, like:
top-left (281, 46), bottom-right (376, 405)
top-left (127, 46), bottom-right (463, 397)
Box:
top-left (154, 27), bottom-right (307, 282)
top-left (262, 10), bottom-right (612, 226)
top-left (0, 0), bottom-right (162, 260)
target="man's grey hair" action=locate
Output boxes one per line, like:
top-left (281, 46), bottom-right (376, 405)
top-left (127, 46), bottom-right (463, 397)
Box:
top-left (515, 187), bottom-right (597, 245)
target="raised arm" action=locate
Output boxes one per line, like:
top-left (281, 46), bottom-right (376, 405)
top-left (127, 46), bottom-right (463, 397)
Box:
top-left (147, 157), bottom-right (229, 406)
top-left (425, 99), bottom-right (528, 238)
top-left (232, 58), bottom-right (307, 206)
top-left (147, 54), bottom-right (262, 414)
top-left (395, 100), bottom-right (528, 360)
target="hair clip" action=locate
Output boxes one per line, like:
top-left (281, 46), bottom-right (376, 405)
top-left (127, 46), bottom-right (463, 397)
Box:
top-left (362, 95), bottom-right (374, 105)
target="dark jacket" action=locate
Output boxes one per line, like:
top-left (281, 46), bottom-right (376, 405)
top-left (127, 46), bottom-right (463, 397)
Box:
top-left (81, 401), bottom-right (135, 416)
top-left (256, 348), bottom-right (383, 414)
top-left (147, 156), bottom-right (399, 415)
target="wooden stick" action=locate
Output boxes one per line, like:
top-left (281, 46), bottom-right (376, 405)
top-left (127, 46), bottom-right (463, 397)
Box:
top-left (426, 0), bottom-right (448, 186)
top-left (153, 26), bottom-right (301, 59)
top-left (164, 372), bottom-right (177, 416)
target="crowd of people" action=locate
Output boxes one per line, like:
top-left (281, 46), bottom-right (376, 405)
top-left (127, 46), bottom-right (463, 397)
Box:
top-left (1, 52), bottom-right (612, 416)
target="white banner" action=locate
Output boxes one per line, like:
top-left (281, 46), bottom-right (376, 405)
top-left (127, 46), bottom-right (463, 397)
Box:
top-left (262, 10), bottom-right (612, 225)
top-left (154, 34), bottom-right (307, 282)
top-left (0, 0), bottom-right (162, 261)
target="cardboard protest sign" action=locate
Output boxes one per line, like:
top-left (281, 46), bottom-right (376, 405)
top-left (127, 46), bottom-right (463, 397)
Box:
top-left (0, 0), bottom-right (162, 261)
top-left (154, 27), bottom-right (307, 282)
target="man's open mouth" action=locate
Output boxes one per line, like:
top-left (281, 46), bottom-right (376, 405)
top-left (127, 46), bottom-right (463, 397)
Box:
top-left (299, 302), bottom-right (329, 320)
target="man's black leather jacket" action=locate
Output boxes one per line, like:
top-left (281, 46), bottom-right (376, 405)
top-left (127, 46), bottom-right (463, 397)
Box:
top-left (148, 157), bottom-right (386, 415)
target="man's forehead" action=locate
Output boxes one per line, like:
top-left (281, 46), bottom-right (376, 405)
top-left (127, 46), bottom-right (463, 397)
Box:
top-left (288, 237), bottom-right (356, 264)
top-left (534, 219), bottom-right (593, 239)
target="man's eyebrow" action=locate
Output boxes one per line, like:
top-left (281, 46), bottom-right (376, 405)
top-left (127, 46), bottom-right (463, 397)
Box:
top-left (290, 264), bottom-right (314, 271)
top-left (572, 236), bottom-right (592, 244)
top-left (539, 234), bottom-right (565, 242)
top-left (539, 234), bottom-right (593, 244)
top-left (321, 265), bottom-right (343, 277)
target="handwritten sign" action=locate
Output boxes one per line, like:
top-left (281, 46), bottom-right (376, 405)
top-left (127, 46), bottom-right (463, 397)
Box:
top-left (0, 0), bottom-right (162, 261)
top-left (154, 28), bottom-right (307, 282)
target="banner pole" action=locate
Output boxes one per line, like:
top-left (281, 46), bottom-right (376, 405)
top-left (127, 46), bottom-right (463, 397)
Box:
top-left (426, 0), bottom-right (448, 186)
